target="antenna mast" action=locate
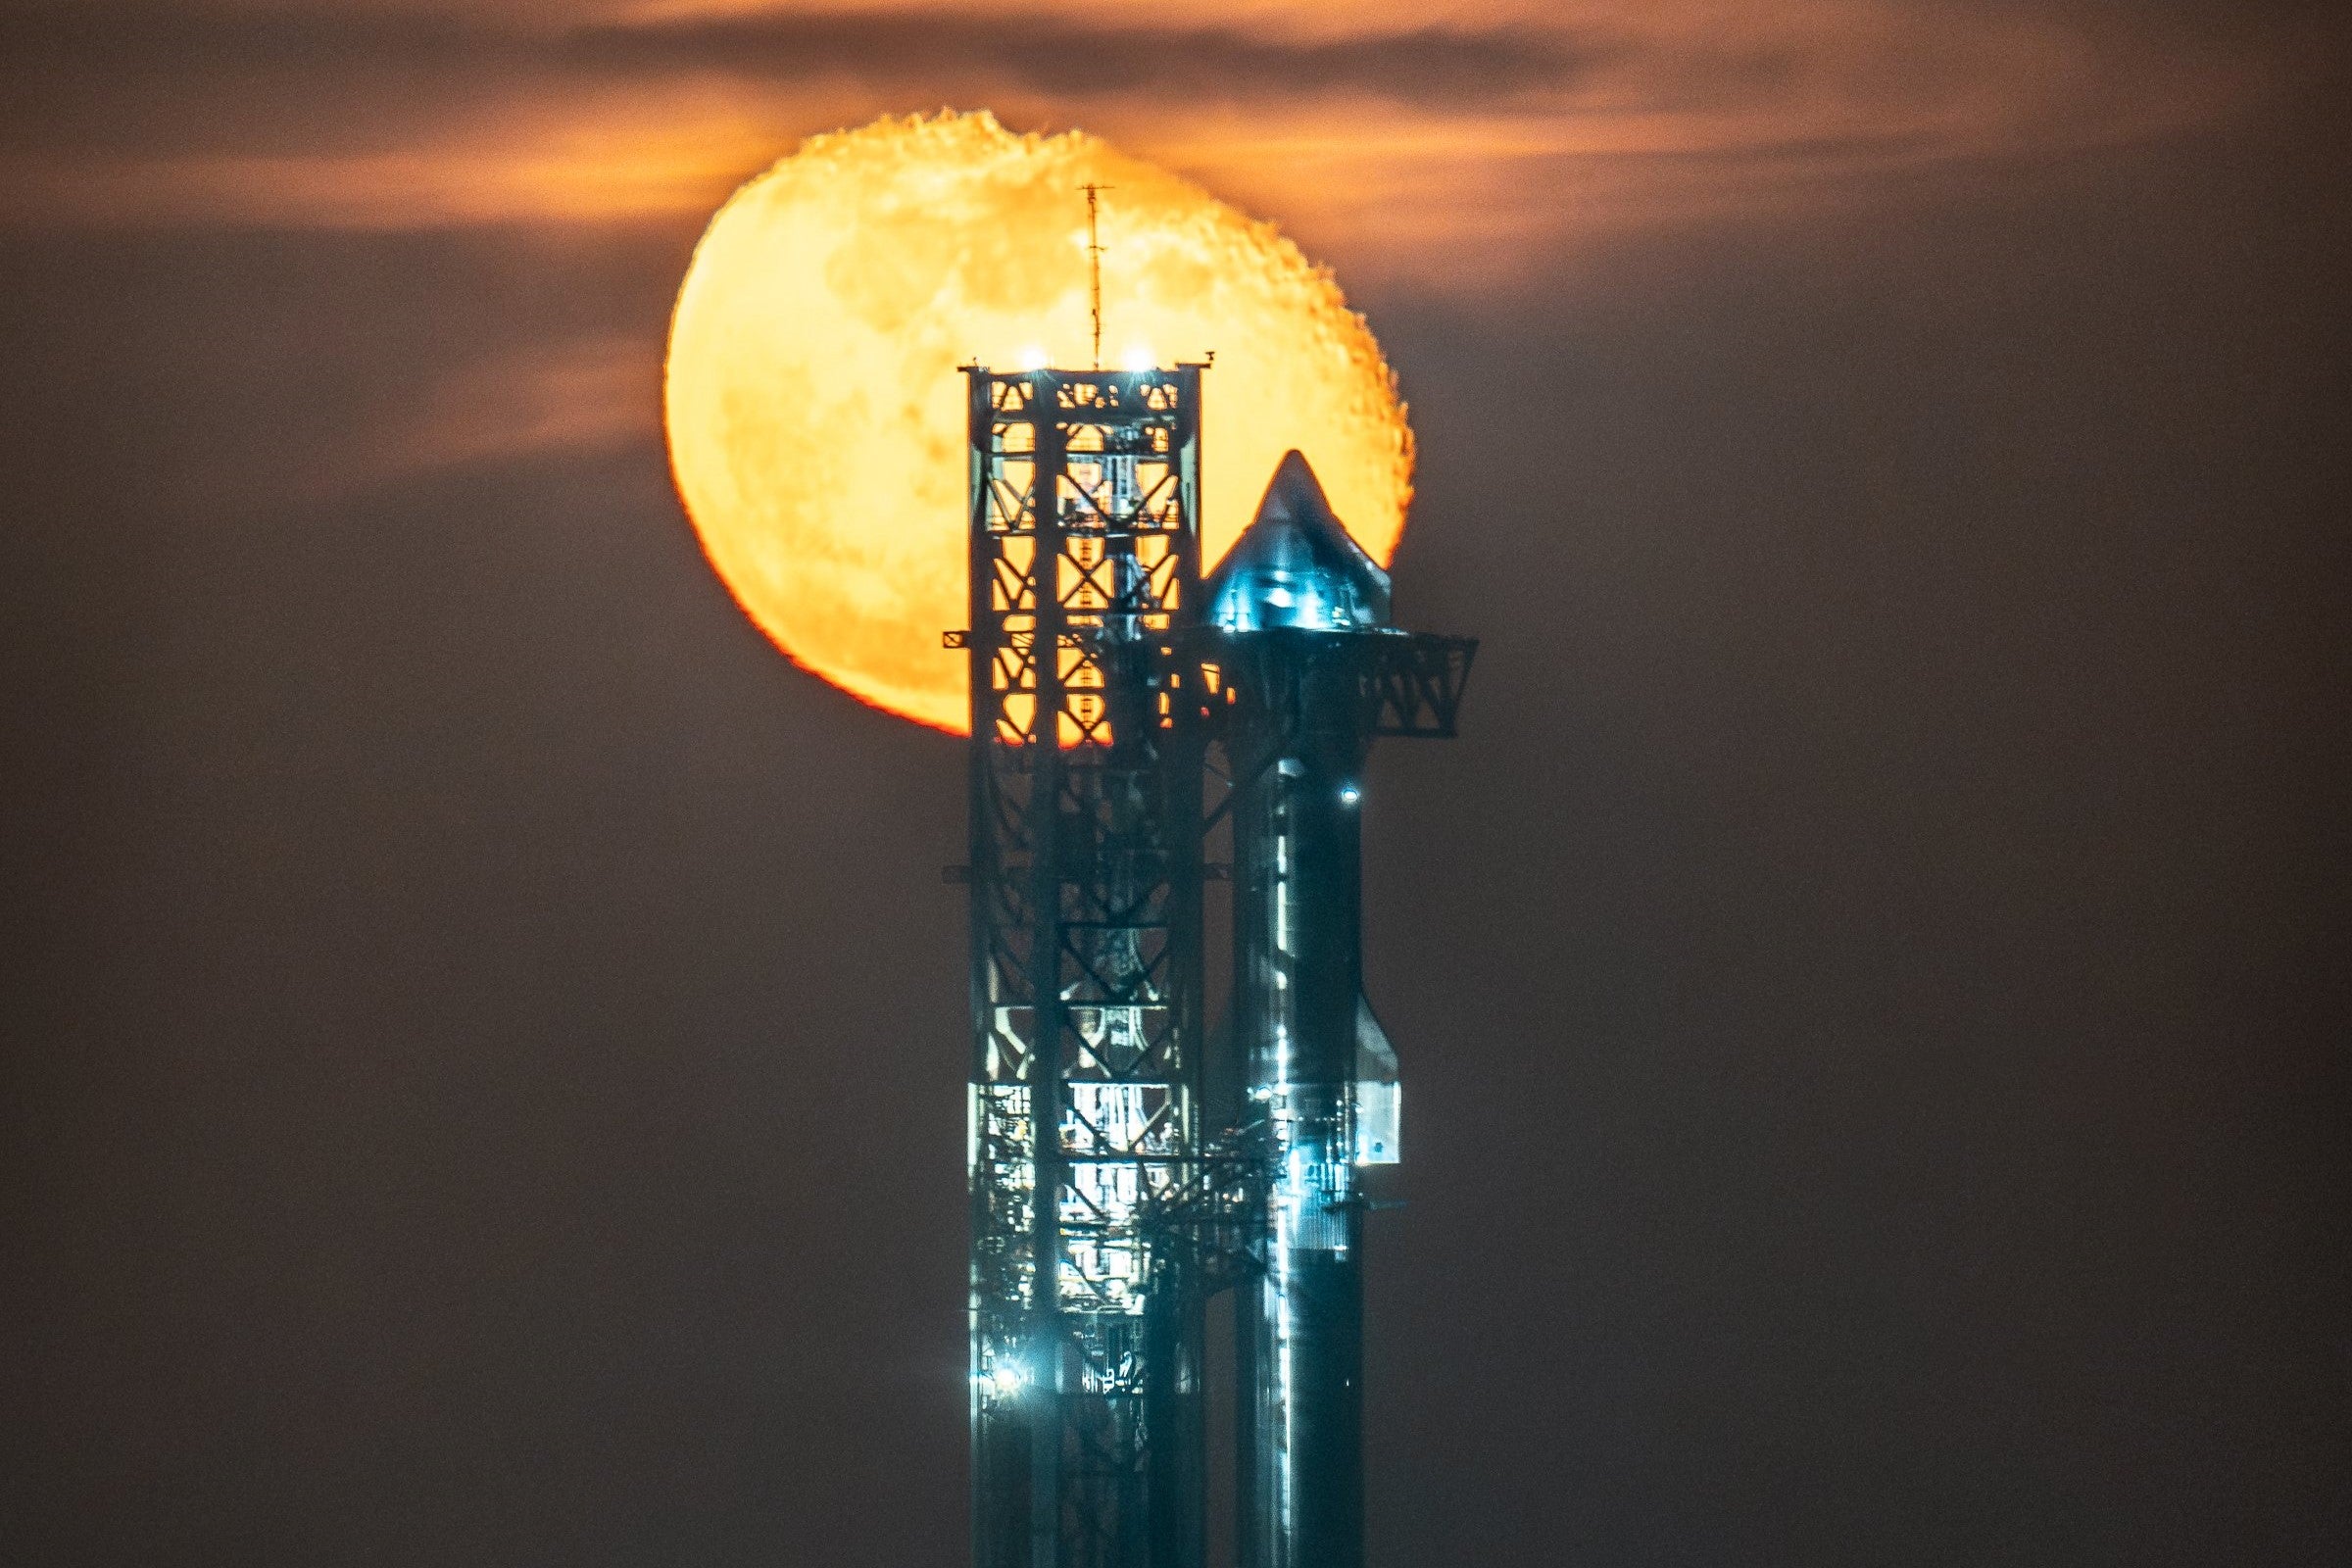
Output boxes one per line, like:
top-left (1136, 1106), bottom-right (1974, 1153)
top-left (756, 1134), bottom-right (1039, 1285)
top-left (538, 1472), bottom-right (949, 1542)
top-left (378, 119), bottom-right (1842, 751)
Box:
top-left (1082, 182), bottom-right (1112, 369)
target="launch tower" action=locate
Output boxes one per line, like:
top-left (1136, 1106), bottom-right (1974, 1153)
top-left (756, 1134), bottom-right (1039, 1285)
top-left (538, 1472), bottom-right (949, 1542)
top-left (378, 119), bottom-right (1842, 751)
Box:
top-left (957, 363), bottom-right (1472, 1568)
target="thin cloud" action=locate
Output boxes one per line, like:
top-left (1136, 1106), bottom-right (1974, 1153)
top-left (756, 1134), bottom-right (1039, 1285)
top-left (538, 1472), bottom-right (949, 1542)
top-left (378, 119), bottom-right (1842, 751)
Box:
top-left (0, 4), bottom-right (1592, 126)
top-left (0, 1), bottom-right (2290, 291)
top-left (358, 330), bottom-right (662, 481)
top-left (561, 13), bottom-right (1594, 103)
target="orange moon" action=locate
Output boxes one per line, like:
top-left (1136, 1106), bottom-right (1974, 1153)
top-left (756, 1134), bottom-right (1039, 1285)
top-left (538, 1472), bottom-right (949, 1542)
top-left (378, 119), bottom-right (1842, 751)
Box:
top-left (664, 111), bottom-right (1414, 733)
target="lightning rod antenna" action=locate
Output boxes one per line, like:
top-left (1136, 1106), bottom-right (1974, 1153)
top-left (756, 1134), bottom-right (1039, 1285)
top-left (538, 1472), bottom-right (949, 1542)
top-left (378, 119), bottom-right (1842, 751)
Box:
top-left (1081, 182), bottom-right (1112, 370)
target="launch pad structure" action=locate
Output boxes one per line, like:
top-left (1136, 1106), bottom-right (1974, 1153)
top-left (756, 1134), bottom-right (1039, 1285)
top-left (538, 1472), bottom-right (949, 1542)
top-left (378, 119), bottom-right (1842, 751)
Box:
top-left (954, 362), bottom-right (1473, 1568)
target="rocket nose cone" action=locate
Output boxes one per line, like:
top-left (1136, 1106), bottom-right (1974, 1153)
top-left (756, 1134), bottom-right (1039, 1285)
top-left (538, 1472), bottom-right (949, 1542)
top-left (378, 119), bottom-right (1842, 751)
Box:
top-left (1206, 450), bottom-right (1394, 632)
top-left (1255, 449), bottom-right (1334, 530)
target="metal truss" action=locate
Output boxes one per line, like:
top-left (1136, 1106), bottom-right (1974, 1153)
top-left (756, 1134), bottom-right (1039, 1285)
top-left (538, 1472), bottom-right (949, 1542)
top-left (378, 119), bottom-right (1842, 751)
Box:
top-left (962, 366), bottom-right (1211, 1568)
top-left (1362, 634), bottom-right (1477, 738)
top-left (1180, 632), bottom-right (1479, 816)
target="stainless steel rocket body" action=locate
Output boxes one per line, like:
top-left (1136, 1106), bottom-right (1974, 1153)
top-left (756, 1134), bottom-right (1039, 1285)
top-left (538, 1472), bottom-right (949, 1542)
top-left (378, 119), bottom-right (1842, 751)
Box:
top-left (1225, 633), bottom-right (1377, 1568)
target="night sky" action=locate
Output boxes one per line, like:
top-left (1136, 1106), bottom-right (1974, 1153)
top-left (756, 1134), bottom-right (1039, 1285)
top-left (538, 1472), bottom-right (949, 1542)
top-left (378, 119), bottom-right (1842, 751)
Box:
top-left (4, 4), bottom-right (2348, 1564)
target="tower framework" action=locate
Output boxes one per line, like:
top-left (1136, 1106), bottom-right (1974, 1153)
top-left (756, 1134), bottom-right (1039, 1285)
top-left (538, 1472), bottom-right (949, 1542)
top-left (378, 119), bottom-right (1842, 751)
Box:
top-left (961, 366), bottom-right (1210, 1568)
top-left (958, 365), bottom-right (1473, 1568)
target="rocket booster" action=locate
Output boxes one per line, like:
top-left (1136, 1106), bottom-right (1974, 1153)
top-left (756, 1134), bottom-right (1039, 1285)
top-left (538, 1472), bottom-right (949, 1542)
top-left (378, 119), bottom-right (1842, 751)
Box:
top-left (1210, 452), bottom-right (1409, 1568)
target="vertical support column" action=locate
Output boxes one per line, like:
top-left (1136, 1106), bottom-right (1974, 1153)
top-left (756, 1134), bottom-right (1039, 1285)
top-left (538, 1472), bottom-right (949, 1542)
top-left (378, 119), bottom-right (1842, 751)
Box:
top-left (1146, 368), bottom-right (1207, 1568)
top-left (969, 368), bottom-right (1042, 1568)
top-left (1026, 386), bottom-right (1070, 1568)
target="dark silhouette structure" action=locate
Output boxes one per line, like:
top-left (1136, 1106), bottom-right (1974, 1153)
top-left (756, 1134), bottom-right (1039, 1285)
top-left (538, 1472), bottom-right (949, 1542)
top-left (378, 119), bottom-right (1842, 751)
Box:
top-left (956, 364), bottom-right (1472, 1568)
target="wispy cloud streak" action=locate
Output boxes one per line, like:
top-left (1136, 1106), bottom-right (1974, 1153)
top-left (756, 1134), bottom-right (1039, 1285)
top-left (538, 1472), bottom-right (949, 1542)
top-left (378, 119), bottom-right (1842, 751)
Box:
top-left (0, 2), bottom-right (2293, 287)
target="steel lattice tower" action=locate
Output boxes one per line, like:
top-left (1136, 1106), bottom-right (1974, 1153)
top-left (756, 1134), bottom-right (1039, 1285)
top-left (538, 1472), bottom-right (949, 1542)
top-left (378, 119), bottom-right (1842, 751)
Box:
top-left (961, 365), bottom-right (1210, 1568)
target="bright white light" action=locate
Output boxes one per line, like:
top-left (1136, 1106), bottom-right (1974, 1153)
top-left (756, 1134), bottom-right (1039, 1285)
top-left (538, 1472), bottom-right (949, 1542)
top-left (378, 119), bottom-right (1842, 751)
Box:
top-left (1121, 342), bottom-right (1155, 371)
top-left (1339, 784), bottom-right (1361, 806)
top-left (984, 1362), bottom-right (1026, 1397)
top-left (1018, 345), bottom-right (1049, 370)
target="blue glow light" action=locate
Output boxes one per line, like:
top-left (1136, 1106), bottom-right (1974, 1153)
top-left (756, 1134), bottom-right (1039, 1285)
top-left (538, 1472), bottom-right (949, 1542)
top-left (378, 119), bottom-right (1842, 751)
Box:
top-left (1203, 451), bottom-right (1395, 634)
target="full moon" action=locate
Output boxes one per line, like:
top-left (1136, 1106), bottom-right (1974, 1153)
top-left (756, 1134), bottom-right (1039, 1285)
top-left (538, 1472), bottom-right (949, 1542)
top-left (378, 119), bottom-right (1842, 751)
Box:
top-left (664, 111), bottom-right (1414, 733)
